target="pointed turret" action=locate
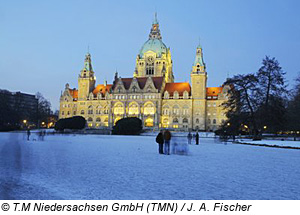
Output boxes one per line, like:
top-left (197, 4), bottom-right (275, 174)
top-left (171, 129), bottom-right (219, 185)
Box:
top-left (149, 13), bottom-right (162, 40)
top-left (78, 52), bottom-right (96, 100)
top-left (192, 44), bottom-right (206, 73)
top-left (83, 52), bottom-right (93, 73)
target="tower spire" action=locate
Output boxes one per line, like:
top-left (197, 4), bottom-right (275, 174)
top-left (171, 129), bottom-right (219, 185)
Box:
top-left (149, 12), bottom-right (162, 40)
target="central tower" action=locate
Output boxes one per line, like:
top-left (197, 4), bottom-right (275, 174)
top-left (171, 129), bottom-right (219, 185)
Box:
top-left (134, 13), bottom-right (174, 83)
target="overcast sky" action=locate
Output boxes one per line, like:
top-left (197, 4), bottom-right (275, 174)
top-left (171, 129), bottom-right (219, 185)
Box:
top-left (1, 0), bottom-right (300, 110)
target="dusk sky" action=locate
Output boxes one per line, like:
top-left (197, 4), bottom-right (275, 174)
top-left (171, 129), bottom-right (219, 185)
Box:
top-left (1, 0), bottom-right (300, 110)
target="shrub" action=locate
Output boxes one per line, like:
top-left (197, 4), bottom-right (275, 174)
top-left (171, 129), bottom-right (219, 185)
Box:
top-left (55, 116), bottom-right (86, 131)
top-left (112, 117), bottom-right (142, 135)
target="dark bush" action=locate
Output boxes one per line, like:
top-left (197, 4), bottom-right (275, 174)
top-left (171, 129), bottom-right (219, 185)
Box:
top-left (112, 117), bottom-right (142, 135)
top-left (54, 116), bottom-right (86, 131)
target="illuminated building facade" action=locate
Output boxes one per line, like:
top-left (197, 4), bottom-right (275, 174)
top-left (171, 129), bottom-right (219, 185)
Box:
top-left (59, 15), bottom-right (229, 131)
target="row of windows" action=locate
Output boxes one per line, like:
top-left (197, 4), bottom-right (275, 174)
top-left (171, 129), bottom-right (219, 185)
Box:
top-left (164, 91), bottom-right (189, 99)
top-left (139, 61), bottom-right (166, 66)
top-left (162, 109), bottom-right (189, 115)
top-left (114, 94), bottom-right (157, 100)
top-left (207, 103), bottom-right (217, 107)
top-left (87, 117), bottom-right (109, 122)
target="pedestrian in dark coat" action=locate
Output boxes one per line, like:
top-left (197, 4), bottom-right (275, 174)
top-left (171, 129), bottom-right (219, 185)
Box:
top-left (195, 132), bottom-right (199, 145)
top-left (27, 129), bottom-right (31, 141)
top-left (156, 130), bottom-right (164, 154)
top-left (164, 129), bottom-right (171, 155)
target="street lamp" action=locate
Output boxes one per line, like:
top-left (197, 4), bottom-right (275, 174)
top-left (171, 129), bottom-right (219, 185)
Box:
top-left (244, 125), bottom-right (248, 129)
top-left (23, 120), bottom-right (27, 124)
top-left (263, 125), bottom-right (267, 130)
top-left (227, 122), bottom-right (230, 126)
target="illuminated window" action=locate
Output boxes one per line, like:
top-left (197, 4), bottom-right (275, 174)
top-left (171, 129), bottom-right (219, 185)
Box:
top-left (145, 118), bottom-right (154, 127)
top-left (114, 104), bottom-right (124, 115)
top-left (144, 103), bottom-right (155, 115)
top-left (128, 104), bottom-right (139, 115)
top-left (88, 106), bottom-right (93, 114)
top-left (173, 124), bottom-right (179, 128)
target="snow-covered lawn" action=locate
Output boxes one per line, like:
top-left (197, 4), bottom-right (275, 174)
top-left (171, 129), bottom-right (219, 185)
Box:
top-left (235, 139), bottom-right (300, 148)
top-left (0, 132), bottom-right (299, 200)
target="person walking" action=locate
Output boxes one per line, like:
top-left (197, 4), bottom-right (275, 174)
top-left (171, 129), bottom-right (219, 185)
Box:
top-left (156, 130), bottom-right (164, 154)
top-left (195, 131), bottom-right (199, 145)
top-left (164, 129), bottom-right (171, 155)
top-left (187, 132), bottom-right (192, 144)
top-left (27, 128), bottom-right (31, 141)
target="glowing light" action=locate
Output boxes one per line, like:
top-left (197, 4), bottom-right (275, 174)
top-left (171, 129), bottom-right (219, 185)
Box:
top-left (244, 125), bottom-right (248, 129)
top-left (263, 125), bottom-right (267, 129)
top-left (42, 122), bottom-right (45, 125)
top-left (23, 120), bottom-right (27, 124)
top-left (227, 123), bottom-right (230, 126)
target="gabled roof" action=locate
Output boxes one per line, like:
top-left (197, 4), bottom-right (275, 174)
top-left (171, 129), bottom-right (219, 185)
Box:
top-left (206, 87), bottom-right (223, 97)
top-left (93, 84), bottom-right (112, 96)
top-left (164, 82), bottom-right (191, 96)
top-left (113, 77), bottom-right (164, 91)
top-left (69, 89), bottom-right (78, 99)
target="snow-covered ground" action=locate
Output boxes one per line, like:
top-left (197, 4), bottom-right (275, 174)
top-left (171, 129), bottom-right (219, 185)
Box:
top-left (236, 139), bottom-right (300, 148)
top-left (0, 132), bottom-right (299, 200)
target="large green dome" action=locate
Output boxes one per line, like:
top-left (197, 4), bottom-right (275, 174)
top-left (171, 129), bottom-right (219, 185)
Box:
top-left (139, 39), bottom-right (167, 58)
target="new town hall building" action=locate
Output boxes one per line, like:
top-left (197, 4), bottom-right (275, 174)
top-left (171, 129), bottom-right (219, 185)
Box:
top-left (59, 15), bottom-right (229, 131)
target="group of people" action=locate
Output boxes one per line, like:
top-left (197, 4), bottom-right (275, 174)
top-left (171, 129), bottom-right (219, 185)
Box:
top-left (156, 130), bottom-right (200, 155)
top-left (26, 129), bottom-right (46, 141)
top-left (156, 129), bottom-right (172, 155)
top-left (187, 131), bottom-right (200, 145)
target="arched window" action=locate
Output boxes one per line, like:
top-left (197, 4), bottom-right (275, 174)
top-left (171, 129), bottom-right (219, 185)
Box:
top-left (183, 106), bottom-right (189, 115)
top-left (80, 110), bottom-right (84, 115)
top-left (88, 117), bottom-right (93, 122)
top-left (118, 87), bottom-right (122, 93)
top-left (183, 118), bottom-right (188, 123)
top-left (96, 117), bottom-right (101, 122)
top-left (88, 106), bottom-right (93, 114)
top-left (173, 105), bottom-right (180, 115)
top-left (173, 118), bottom-right (178, 123)
top-left (132, 86), bottom-right (137, 92)
top-left (62, 111), bottom-right (64, 115)
top-left (96, 105), bottom-right (101, 114)
top-left (183, 91), bottom-right (189, 99)
top-left (213, 119), bottom-right (216, 124)
top-left (144, 103), bottom-right (155, 115)
top-left (173, 91), bottom-right (179, 99)
top-left (146, 62), bottom-right (154, 75)
top-left (103, 106), bottom-right (108, 114)
top-left (128, 103), bottom-right (139, 115)
top-left (196, 118), bottom-right (199, 124)
top-left (114, 103), bottom-right (124, 115)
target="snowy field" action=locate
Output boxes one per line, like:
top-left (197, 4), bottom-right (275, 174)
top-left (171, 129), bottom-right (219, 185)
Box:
top-left (0, 132), bottom-right (300, 200)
